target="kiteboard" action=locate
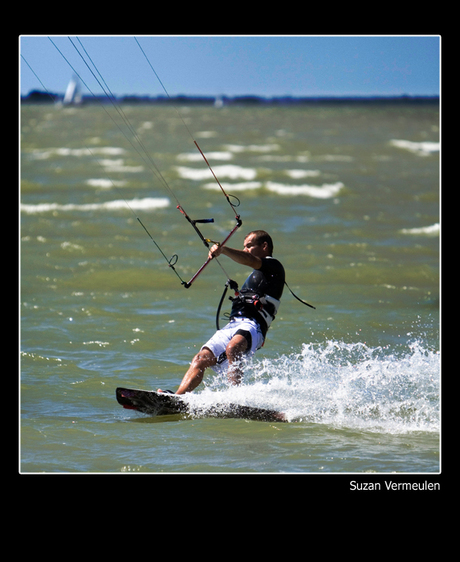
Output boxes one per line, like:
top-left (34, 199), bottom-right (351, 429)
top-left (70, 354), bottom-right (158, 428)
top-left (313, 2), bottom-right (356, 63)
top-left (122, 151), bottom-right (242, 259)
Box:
top-left (116, 387), bottom-right (286, 422)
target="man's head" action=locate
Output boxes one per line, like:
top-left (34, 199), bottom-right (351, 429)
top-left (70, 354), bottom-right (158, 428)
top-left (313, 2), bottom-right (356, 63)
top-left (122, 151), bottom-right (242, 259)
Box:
top-left (243, 230), bottom-right (274, 258)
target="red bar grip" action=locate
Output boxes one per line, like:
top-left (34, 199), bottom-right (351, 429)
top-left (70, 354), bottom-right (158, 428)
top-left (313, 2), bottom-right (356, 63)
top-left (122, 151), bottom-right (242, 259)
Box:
top-left (183, 220), bottom-right (242, 288)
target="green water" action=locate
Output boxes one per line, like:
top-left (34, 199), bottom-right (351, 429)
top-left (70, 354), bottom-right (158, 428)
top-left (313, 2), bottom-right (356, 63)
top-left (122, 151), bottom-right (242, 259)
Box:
top-left (20, 102), bottom-right (440, 473)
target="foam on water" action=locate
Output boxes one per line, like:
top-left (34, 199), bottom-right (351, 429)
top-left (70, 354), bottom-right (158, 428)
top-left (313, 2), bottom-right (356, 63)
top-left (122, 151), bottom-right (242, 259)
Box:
top-left (85, 178), bottom-right (127, 188)
top-left (223, 143), bottom-right (281, 153)
top-left (201, 178), bottom-right (344, 197)
top-left (202, 181), bottom-right (263, 192)
top-left (389, 139), bottom-right (440, 157)
top-left (20, 197), bottom-right (170, 214)
top-left (177, 151), bottom-right (233, 162)
top-left (181, 339), bottom-right (439, 433)
top-left (99, 159), bottom-right (144, 174)
top-left (400, 223), bottom-right (440, 236)
top-left (266, 181), bottom-right (344, 198)
top-left (175, 164), bottom-right (257, 181)
top-left (285, 169), bottom-right (321, 179)
top-left (28, 146), bottom-right (126, 159)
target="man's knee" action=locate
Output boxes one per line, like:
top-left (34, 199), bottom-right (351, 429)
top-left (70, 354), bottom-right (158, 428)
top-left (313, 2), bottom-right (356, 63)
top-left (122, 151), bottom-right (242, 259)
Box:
top-left (192, 347), bottom-right (217, 369)
top-left (226, 335), bottom-right (248, 362)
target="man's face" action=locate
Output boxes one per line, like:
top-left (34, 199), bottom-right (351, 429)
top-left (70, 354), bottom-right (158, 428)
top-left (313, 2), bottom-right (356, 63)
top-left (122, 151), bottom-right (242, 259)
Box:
top-left (243, 234), bottom-right (267, 258)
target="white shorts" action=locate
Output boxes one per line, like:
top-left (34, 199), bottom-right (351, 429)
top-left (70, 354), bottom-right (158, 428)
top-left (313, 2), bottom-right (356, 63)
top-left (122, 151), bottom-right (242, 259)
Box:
top-left (202, 318), bottom-right (265, 374)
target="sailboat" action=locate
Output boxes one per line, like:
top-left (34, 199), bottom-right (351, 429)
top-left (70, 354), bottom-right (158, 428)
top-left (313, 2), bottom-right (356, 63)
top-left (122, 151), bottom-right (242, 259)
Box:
top-left (63, 75), bottom-right (82, 105)
top-left (214, 95), bottom-right (224, 108)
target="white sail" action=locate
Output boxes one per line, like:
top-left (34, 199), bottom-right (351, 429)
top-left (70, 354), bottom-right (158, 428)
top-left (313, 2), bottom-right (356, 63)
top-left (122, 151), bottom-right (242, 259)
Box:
top-left (63, 75), bottom-right (82, 105)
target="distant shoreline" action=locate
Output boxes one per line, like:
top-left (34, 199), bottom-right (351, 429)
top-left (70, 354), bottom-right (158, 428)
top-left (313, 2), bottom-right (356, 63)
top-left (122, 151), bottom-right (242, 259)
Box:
top-left (21, 90), bottom-right (439, 106)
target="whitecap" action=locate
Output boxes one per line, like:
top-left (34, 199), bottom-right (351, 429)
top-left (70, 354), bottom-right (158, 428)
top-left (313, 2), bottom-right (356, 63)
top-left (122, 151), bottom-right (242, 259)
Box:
top-left (176, 165), bottom-right (257, 181)
top-left (53, 147), bottom-right (88, 157)
top-left (121, 198), bottom-right (169, 211)
top-left (87, 147), bottom-right (126, 156)
top-left (285, 169), bottom-right (321, 179)
top-left (202, 181), bottom-right (263, 191)
top-left (85, 179), bottom-right (127, 189)
top-left (99, 159), bottom-right (144, 173)
top-left (400, 223), bottom-right (440, 236)
top-left (28, 146), bottom-right (126, 159)
top-left (20, 197), bottom-right (170, 214)
top-left (195, 131), bottom-right (217, 138)
top-left (29, 149), bottom-right (53, 160)
top-left (389, 139), bottom-right (440, 156)
top-left (138, 121), bottom-right (153, 131)
top-left (60, 241), bottom-right (85, 252)
top-left (266, 181), bottom-right (344, 198)
top-left (314, 154), bottom-right (354, 162)
top-left (223, 143), bottom-right (280, 153)
top-left (177, 151), bottom-right (233, 162)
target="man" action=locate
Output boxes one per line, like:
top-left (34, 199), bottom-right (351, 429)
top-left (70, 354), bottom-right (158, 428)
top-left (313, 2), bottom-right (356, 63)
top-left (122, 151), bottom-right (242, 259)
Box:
top-left (160, 230), bottom-right (285, 395)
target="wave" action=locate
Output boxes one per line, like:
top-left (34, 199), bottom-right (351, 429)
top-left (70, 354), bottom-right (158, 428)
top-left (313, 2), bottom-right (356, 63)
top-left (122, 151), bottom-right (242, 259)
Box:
top-left (195, 131), bottom-right (217, 138)
top-left (202, 179), bottom-right (344, 198)
top-left (315, 154), bottom-right (354, 162)
top-left (28, 146), bottom-right (126, 159)
top-left (27, 146), bottom-right (144, 173)
top-left (183, 339), bottom-right (440, 433)
top-left (203, 181), bottom-right (262, 192)
top-left (285, 169), bottom-right (321, 179)
top-left (85, 179), bottom-right (127, 188)
top-left (266, 181), bottom-right (344, 198)
top-left (20, 197), bottom-right (170, 214)
top-left (99, 159), bottom-right (144, 173)
top-left (176, 165), bottom-right (258, 181)
top-left (389, 139), bottom-right (440, 156)
top-left (400, 223), bottom-right (440, 236)
top-left (177, 151), bottom-right (233, 162)
top-left (223, 143), bottom-right (281, 153)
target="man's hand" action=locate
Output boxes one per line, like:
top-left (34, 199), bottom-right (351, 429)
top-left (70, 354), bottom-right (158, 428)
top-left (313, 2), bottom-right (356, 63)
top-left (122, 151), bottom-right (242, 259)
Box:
top-left (208, 242), bottom-right (262, 270)
top-left (208, 243), bottom-right (223, 260)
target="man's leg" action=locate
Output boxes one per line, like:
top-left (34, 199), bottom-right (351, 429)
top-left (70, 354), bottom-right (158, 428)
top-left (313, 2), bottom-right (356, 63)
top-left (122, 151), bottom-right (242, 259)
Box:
top-left (225, 334), bottom-right (248, 386)
top-left (158, 328), bottom-right (250, 394)
top-left (174, 347), bottom-right (217, 395)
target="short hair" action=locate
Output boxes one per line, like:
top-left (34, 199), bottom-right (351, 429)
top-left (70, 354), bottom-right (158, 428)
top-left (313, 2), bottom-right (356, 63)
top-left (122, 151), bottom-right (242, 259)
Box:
top-left (246, 230), bottom-right (274, 255)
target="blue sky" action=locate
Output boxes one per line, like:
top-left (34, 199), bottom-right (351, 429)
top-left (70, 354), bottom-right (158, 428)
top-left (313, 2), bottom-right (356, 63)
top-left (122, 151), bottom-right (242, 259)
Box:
top-left (20, 35), bottom-right (440, 98)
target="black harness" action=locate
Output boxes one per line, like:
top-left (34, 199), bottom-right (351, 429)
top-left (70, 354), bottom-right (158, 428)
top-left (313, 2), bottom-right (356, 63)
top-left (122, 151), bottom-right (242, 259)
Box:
top-left (215, 279), bottom-right (315, 331)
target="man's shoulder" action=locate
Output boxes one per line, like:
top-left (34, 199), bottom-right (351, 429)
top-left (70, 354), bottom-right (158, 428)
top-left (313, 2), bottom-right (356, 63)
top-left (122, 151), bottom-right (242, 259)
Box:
top-left (260, 257), bottom-right (285, 281)
top-left (262, 256), bottom-right (284, 270)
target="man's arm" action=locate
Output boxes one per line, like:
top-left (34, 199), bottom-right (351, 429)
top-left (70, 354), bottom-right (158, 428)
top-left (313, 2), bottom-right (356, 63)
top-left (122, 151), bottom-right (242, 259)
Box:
top-left (208, 243), bottom-right (262, 269)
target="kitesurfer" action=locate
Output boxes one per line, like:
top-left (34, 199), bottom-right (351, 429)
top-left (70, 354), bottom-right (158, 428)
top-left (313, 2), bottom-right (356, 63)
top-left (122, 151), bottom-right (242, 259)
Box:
top-left (159, 230), bottom-right (285, 394)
